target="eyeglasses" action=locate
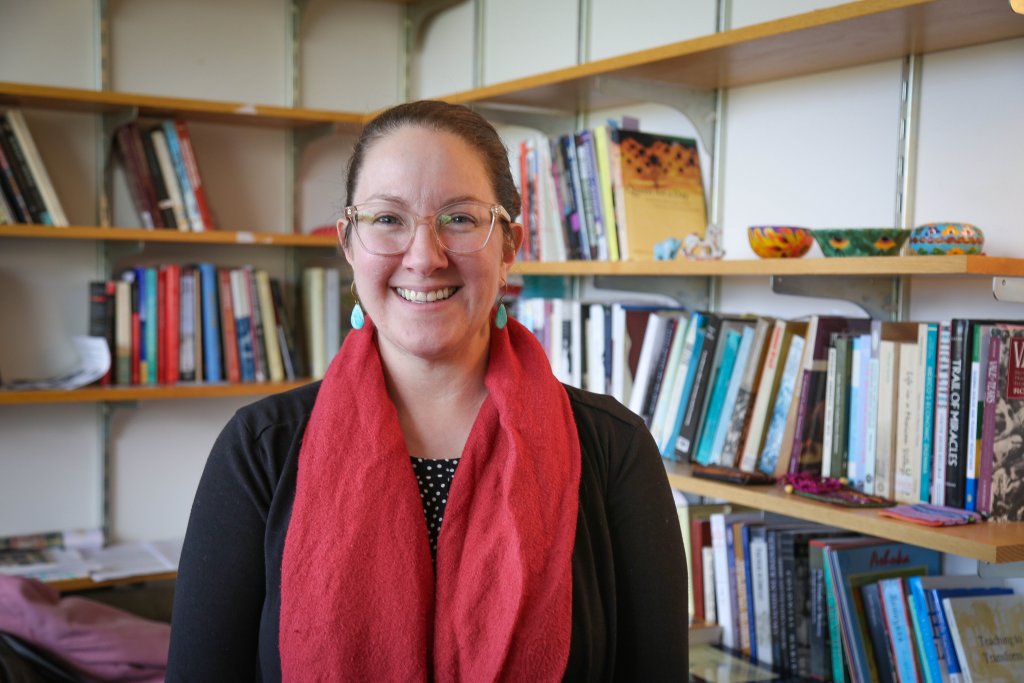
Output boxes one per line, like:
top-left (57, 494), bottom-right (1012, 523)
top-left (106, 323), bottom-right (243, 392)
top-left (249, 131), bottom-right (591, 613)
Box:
top-left (341, 200), bottom-right (511, 256)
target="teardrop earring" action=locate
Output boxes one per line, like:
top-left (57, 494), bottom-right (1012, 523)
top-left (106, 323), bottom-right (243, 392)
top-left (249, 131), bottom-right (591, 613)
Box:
top-left (350, 282), bottom-right (365, 330)
top-left (494, 281), bottom-right (508, 330)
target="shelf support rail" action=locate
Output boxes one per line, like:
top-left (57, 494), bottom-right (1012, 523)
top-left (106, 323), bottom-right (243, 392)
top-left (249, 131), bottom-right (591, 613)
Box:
top-left (771, 275), bottom-right (901, 321)
top-left (993, 277), bottom-right (1024, 304)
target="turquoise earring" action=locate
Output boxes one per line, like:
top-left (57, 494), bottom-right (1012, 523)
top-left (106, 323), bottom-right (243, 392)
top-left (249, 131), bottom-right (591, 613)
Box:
top-left (495, 282), bottom-right (508, 330)
top-left (350, 283), bottom-right (365, 330)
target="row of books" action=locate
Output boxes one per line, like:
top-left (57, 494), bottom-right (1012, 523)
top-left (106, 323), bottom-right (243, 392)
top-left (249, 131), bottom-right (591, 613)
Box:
top-left (88, 264), bottom-right (347, 386)
top-left (513, 123), bottom-right (707, 262)
top-left (682, 506), bottom-right (1024, 683)
top-left (114, 119), bottom-right (216, 231)
top-left (0, 109), bottom-right (68, 227)
top-left (517, 301), bottom-right (1024, 519)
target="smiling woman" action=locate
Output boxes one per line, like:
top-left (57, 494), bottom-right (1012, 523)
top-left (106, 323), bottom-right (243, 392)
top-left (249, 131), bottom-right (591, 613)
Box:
top-left (166, 100), bottom-right (689, 682)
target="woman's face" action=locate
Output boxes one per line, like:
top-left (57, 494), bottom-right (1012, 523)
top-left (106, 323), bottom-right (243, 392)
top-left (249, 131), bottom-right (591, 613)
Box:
top-left (341, 125), bottom-right (519, 367)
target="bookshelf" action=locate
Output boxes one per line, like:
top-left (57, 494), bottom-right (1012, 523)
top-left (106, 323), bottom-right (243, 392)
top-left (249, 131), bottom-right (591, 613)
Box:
top-left (0, 223), bottom-right (337, 248)
top-left (0, 380), bottom-right (311, 406)
top-left (49, 571), bottom-right (177, 594)
top-left (666, 463), bottom-right (1024, 564)
top-left (443, 0), bottom-right (1024, 111)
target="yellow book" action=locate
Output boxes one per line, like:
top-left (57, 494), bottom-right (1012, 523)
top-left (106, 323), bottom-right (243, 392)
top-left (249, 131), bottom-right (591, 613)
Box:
top-left (592, 125), bottom-right (620, 261)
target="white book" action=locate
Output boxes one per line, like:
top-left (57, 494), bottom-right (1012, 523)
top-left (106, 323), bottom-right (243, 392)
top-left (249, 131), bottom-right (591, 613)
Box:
top-left (748, 533), bottom-right (773, 666)
top-left (894, 340), bottom-right (923, 502)
top-left (114, 279), bottom-right (132, 385)
top-left (710, 511), bottom-right (761, 650)
top-left (874, 339), bottom-right (900, 500)
top-left (739, 320), bottom-right (790, 472)
top-left (650, 314), bottom-right (693, 451)
top-left (585, 303), bottom-right (604, 393)
top-left (821, 346), bottom-right (838, 477)
top-left (655, 316), bottom-right (701, 455)
top-left (609, 303), bottom-right (628, 404)
top-left (302, 267), bottom-right (326, 379)
top-left (627, 312), bottom-right (671, 416)
top-left (179, 270), bottom-right (196, 381)
top-left (708, 326), bottom-right (755, 466)
top-left (256, 269), bottom-right (285, 382)
top-left (324, 268), bottom-right (341, 368)
top-left (932, 321), bottom-right (952, 505)
top-left (5, 109), bottom-right (68, 226)
top-left (701, 545), bottom-right (716, 625)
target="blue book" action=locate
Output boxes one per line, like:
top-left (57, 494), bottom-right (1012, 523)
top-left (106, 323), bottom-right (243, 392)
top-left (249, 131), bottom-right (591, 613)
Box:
top-left (827, 539), bottom-right (941, 683)
top-left (859, 582), bottom-right (897, 683)
top-left (198, 263), bottom-right (222, 382)
top-left (846, 333), bottom-right (873, 490)
top-left (708, 325), bottom-right (755, 466)
top-left (143, 267), bottom-right (158, 385)
top-left (133, 266), bottom-right (147, 383)
top-left (758, 335), bottom-right (805, 476)
top-left (878, 577), bottom-right (920, 683)
top-left (920, 323), bottom-right (938, 502)
top-left (661, 325), bottom-right (706, 459)
top-left (929, 585), bottom-right (1013, 681)
top-left (161, 119), bottom-right (200, 231)
top-left (694, 329), bottom-right (741, 465)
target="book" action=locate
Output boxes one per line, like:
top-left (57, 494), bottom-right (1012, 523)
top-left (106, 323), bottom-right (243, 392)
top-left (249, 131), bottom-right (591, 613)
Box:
top-left (708, 325), bottom-right (757, 467)
top-left (179, 267), bottom-right (196, 381)
top-left (270, 277), bottom-right (304, 379)
top-left (4, 110), bottom-right (67, 226)
top-left (654, 312), bottom-right (704, 456)
top-left (710, 511), bottom-right (762, 650)
top-left (0, 124), bottom-right (33, 223)
top-left (303, 266), bottom-right (327, 379)
top-left (747, 525), bottom-right (771, 665)
top-left (942, 593), bottom-right (1024, 683)
top-left (859, 581), bottom-right (898, 683)
top-left (825, 332), bottom-right (855, 479)
top-left (719, 317), bottom-right (773, 469)
top-left (919, 323), bottom-right (939, 503)
top-left (591, 125), bottom-right (620, 261)
top-left (893, 334), bottom-right (926, 503)
top-left (945, 319), bottom-right (973, 508)
top-left (758, 334), bottom-right (805, 477)
top-left (930, 585), bottom-right (1015, 682)
top-left (807, 534), bottom-right (860, 680)
top-left (932, 321), bottom-right (952, 505)
top-left (675, 313), bottom-right (725, 461)
top-left (230, 268), bottom-right (256, 382)
top-left (985, 323), bottom-right (1024, 521)
top-left (878, 577), bottom-right (921, 683)
top-left (0, 111), bottom-right (53, 225)
top-left (827, 538), bottom-right (941, 683)
top-left (149, 127), bottom-right (189, 231)
top-left (174, 119), bottom-right (216, 230)
top-left (140, 125), bottom-right (178, 229)
top-left (694, 328), bottom-right (742, 466)
top-left (614, 129), bottom-right (706, 260)
top-left (196, 263), bottom-right (222, 382)
top-left (217, 267), bottom-right (241, 383)
top-left (626, 311), bottom-right (673, 418)
top-left (255, 269), bottom-right (285, 382)
top-left (846, 333), bottom-right (873, 491)
top-left (788, 316), bottom-right (872, 477)
top-left (873, 338), bottom-right (900, 500)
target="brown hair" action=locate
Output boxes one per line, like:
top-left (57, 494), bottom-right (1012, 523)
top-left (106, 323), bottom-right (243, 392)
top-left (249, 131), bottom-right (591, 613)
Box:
top-left (343, 100), bottom-right (520, 246)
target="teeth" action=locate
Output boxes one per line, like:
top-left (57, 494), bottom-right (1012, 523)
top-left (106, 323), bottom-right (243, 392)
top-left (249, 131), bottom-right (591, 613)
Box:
top-left (396, 287), bottom-right (455, 303)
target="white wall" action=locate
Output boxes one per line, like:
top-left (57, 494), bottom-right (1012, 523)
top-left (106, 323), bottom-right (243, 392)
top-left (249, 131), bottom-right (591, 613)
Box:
top-left (0, 0), bottom-right (401, 541)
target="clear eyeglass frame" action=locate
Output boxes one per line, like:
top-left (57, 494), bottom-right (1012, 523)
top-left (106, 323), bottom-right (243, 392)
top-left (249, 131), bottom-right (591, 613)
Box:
top-left (340, 200), bottom-right (512, 256)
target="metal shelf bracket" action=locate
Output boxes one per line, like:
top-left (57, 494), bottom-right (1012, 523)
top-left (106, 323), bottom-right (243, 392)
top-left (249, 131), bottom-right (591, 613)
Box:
top-left (993, 277), bottom-right (1024, 304)
top-left (592, 274), bottom-right (711, 309)
top-left (772, 275), bottom-right (902, 320)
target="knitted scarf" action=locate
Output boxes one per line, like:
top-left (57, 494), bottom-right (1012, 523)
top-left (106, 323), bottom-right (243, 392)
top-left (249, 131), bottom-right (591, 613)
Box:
top-left (279, 317), bottom-right (581, 681)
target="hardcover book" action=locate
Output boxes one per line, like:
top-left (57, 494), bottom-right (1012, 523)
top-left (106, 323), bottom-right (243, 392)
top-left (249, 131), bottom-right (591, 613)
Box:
top-left (614, 129), bottom-right (707, 260)
top-left (984, 323), bottom-right (1024, 521)
top-left (942, 593), bottom-right (1024, 683)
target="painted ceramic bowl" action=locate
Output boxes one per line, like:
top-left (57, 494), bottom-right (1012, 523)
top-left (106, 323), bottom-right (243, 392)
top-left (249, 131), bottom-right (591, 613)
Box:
top-left (908, 223), bottom-right (985, 255)
top-left (747, 226), bottom-right (814, 258)
top-left (812, 228), bottom-right (909, 257)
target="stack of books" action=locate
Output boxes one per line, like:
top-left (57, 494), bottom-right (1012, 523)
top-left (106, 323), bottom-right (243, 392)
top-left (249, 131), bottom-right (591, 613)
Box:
top-left (0, 109), bottom-right (68, 227)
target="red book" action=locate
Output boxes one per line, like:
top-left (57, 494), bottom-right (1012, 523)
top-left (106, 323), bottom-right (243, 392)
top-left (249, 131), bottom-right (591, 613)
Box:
top-left (163, 264), bottom-right (180, 384)
top-left (218, 268), bottom-right (241, 383)
top-left (174, 120), bottom-right (216, 231)
top-left (157, 268), bottom-right (167, 383)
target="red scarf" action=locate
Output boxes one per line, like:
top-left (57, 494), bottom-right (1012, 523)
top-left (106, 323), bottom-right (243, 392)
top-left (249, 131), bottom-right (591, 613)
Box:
top-left (279, 317), bottom-right (581, 681)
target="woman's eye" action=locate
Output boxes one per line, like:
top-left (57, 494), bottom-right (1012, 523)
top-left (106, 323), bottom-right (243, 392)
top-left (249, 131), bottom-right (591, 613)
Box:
top-left (373, 213), bottom-right (404, 227)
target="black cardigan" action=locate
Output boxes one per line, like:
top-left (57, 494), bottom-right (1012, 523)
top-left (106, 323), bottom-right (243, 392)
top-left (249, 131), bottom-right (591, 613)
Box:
top-left (167, 382), bottom-right (688, 681)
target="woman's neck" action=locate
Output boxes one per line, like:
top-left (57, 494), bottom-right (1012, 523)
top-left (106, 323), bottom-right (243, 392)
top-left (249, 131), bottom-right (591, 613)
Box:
top-left (380, 342), bottom-right (490, 460)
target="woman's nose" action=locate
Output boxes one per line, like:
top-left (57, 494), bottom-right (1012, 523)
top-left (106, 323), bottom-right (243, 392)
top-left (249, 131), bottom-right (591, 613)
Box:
top-left (402, 219), bottom-right (448, 272)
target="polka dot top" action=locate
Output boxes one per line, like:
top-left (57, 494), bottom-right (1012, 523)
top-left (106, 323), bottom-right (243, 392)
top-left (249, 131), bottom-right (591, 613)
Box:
top-left (410, 456), bottom-right (460, 559)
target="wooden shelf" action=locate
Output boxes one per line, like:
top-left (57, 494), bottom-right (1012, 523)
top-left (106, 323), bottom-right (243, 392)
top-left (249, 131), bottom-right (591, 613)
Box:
top-left (513, 255), bottom-right (1024, 278)
top-left (49, 570), bottom-right (177, 593)
top-left (0, 223), bottom-right (338, 248)
top-left (445, 0), bottom-right (1024, 112)
top-left (0, 379), bottom-right (313, 405)
top-left (0, 81), bottom-right (367, 131)
top-left (666, 462), bottom-right (1024, 564)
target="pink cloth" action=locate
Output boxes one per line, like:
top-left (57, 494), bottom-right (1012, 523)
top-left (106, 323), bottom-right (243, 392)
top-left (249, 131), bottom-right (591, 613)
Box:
top-left (0, 575), bottom-right (168, 682)
top-left (279, 317), bottom-right (582, 681)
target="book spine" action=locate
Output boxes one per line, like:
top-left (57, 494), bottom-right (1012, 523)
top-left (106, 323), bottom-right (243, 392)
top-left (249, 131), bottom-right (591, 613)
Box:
top-left (750, 536), bottom-right (773, 666)
top-left (641, 317), bottom-right (679, 427)
top-left (978, 330), bottom-right (1000, 516)
top-left (256, 270), bottom-right (285, 382)
top-left (116, 125), bottom-right (156, 229)
top-left (198, 263), bottom-right (222, 382)
top-left (0, 132), bottom-right (32, 223)
top-left (863, 323), bottom-right (882, 493)
top-left (230, 269), bottom-right (256, 382)
top-left (695, 331), bottom-right (741, 466)
top-left (150, 128), bottom-right (188, 230)
top-left (879, 578), bottom-right (921, 683)
top-left (245, 268), bottom-right (267, 382)
top-left (824, 550), bottom-right (847, 683)
top-left (217, 268), bottom-right (241, 383)
top-left (945, 319), bottom-right (970, 508)
top-left (162, 119), bottom-right (200, 231)
top-left (178, 269), bottom-right (196, 382)
top-left (174, 120), bottom-right (215, 230)
top-left (767, 529), bottom-right (784, 669)
top-left (677, 316), bottom-right (721, 460)
top-left (932, 321), bottom-right (952, 505)
top-left (140, 126), bottom-right (175, 228)
top-left (114, 279), bottom-right (132, 385)
top-left (920, 323), bottom-right (938, 503)
top-left (690, 519), bottom-right (706, 622)
top-left (822, 345), bottom-right (838, 477)
top-left (5, 110), bottom-right (66, 225)
top-left (907, 577), bottom-right (943, 683)
top-left (861, 582), bottom-right (898, 683)
top-left (0, 113), bottom-right (49, 224)
top-left (164, 264), bottom-right (180, 384)
top-left (833, 335), bottom-right (853, 482)
top-left (269, 277), bottom-right (302, 379)
top-left (145, 267), bottom-right (158, 384)
top-left (964, 324), bottom-right (983, 511)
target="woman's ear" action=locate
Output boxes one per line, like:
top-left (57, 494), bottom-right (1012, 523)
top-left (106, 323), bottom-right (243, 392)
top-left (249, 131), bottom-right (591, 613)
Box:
top-left (503, 222), bottom-right (525, 265)
top-left (338, 218), bottom-right (354, 264)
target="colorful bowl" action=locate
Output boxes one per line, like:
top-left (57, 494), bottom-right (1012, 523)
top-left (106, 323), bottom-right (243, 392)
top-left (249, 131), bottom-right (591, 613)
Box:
top-left (908, 223), bottom-right (984, 255)
top-left (812, 228), bottom-right (909, 257)
top-left (747, 226), bottom-right (814, 258)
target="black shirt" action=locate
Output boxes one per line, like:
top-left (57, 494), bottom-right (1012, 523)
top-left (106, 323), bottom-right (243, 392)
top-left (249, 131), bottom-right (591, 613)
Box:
top-left (167, 382), bottom-right (688, 681)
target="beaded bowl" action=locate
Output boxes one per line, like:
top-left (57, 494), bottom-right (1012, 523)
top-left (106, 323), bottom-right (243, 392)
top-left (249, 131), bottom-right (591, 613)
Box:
top-left (747, 226), bottom-right (814, 258)
top-left (908, 223), bottom-right (985, 255)
top-left (812, 227), bottom-right (909, 257)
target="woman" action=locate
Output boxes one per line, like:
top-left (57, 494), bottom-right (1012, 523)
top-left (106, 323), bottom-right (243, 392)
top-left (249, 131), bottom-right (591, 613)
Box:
top-left (167, 101), bottom-right (688, 681)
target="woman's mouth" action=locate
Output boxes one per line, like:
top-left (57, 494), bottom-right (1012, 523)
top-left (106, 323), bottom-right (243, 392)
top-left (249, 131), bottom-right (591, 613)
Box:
top-left (395, 286), bottom-right (457, 303)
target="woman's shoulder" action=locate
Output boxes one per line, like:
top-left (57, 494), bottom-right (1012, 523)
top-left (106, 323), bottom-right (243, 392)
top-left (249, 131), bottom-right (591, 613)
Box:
top-left (231, 380), bottom-right (322, 438)
top-left (562, 383), bottom-right (645, 433)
